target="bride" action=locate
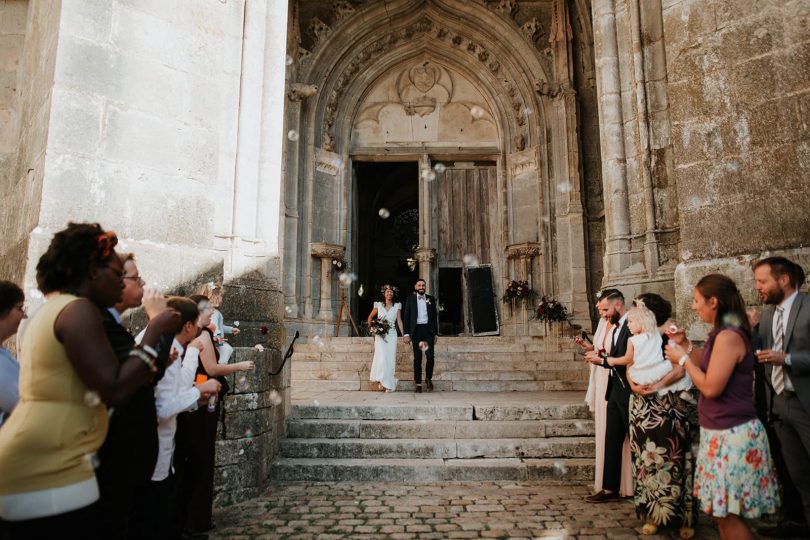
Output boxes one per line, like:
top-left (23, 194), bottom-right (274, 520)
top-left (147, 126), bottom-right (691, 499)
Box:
top-left (367, 285), bottom-right (404, 392)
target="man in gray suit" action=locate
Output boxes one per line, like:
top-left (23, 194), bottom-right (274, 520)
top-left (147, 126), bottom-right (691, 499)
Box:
top-left (754, 256), bottom-right (810, 536)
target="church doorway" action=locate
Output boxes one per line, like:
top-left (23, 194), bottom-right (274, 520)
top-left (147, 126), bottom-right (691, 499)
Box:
top-left (354, 161), bottom-right (420, 326)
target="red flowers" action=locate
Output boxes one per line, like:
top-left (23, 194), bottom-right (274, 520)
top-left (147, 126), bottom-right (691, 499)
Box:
top-left (260, 325), bottom-right (269, 335)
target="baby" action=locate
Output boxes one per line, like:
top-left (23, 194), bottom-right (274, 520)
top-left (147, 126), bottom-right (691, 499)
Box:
top-left (626, 303), bottom-right (691, 395)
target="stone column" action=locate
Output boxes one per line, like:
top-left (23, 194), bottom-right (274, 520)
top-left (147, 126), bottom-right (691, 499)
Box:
top-left (415, 247), bottom-right (436, 292)
top-left (310, 242), bottom-right (345, 321)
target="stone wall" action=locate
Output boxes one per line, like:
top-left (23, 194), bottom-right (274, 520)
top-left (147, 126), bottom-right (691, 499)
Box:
top-left (0, 0), bottom-right (57, 283)
top-left (663, 0), bottom-right (810, 329)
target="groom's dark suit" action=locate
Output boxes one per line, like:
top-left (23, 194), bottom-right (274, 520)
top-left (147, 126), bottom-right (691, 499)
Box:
top-left (403, 293), bottom-right (439, 386)
top-left (601, 316), bottom-right (631, 494)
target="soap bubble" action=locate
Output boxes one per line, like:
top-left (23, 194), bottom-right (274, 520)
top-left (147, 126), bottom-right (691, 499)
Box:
top-left (419, 341), bottom-right (429, 352)
top-left (244, 428), bottom-right (254, 439)
top-left (313, 399), bottom-right (320, 406)
top-left (556, 182), bottom-right (572, 194)
top-left (269, 389), bottom-right (283, 405)
top-left (233, 321), bottom-right (240, 327)
top-left (420, 168), bottom-right (436, 181)
top-left (86, 452), bottom-right (101, 469)
top-left (522, 106), bottom-right (533, 117)
top-left (722, 312), bottom-right (743, 328)
top-left (312, 335), bottom-right (323, 347)
top-left (285, 305), bottom-right (293, 314)
top-left (239, 448), bottom-right (245, 456)
top-left (338, 272), bottom-right (357, 287)
top-left (287, 130), bottom-right (299, 141)
top-left (84, 391), bottom-right (101, 408)
top-left (553, 461), bottom-right (568, 475)
top-left (358, 284), bottom-right (365, 297)
top-left (378, 208), bottom-right (390, 219)
top-left (462, 254), bottom-right (480, 266)
top-left (285, 55), bottom-right (293, 66)
top-left (470, 105), bottom-right (485, 119)
top-left (254, 344), bottom-right (265, 352)
top-left (433, 163), bottom-right (446, 174)
top-left (574, 421), bottom-right (584, 431)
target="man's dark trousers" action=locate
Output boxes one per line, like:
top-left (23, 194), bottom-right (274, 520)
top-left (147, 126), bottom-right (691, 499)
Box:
top-left (412, 324), bottom-right (434, 385)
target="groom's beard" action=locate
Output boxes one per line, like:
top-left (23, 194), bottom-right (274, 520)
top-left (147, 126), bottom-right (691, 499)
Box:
top-left (609, 312), bottom-right (621, 325)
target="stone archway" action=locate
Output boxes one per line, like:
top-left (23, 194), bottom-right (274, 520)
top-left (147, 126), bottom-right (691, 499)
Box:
top-left (282, 0), bottom-right (596, 336)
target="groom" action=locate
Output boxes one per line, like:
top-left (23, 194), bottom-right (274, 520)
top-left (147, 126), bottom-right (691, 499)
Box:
top-left (403, 278), bottom-right (439, 393)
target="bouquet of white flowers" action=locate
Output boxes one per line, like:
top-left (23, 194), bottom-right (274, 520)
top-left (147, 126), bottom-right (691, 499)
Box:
top-left (368, 317), bottom-right (392, 340)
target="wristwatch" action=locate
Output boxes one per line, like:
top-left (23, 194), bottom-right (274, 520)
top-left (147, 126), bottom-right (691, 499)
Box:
top-left (678, 354), bottom-right (689, 367)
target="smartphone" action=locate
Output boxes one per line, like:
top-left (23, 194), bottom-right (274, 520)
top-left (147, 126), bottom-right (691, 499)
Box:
top-left (580, 331), bottom-right (593, 344)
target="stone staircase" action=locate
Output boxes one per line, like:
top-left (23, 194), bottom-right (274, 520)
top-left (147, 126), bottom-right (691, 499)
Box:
top-left (272, 393), bottom-right (595, 483)
top-left (291, 336), bottom-right (589, 392)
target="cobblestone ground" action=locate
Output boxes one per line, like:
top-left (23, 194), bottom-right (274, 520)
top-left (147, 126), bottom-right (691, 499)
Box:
top-left (210, 481), bottom-right (736, 539)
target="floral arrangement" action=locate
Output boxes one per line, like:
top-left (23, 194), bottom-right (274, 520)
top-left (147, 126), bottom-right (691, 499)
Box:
top-left (535, 296), bottom-right (569, 323)
top-left (502, 280), bottom-right (535, 303)
top-left (368, 317), bottom-right (392, 340)
top-left (379, 284), bottom-right (399, 297)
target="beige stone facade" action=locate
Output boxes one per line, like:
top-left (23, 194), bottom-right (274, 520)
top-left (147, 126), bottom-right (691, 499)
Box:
top-left (0, 0), bottom-right (807, 338)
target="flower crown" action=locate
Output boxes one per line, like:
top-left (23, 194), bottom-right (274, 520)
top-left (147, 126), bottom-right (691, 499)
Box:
top-left (380, 284), bottom-right (399, 295)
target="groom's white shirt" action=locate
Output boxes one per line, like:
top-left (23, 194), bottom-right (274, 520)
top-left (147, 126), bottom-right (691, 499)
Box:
top-left (416, 294), bottom-right (429, 324)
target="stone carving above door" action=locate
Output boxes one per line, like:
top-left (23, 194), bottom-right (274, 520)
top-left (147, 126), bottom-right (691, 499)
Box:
top-left (396, 62), bottom-right (454, 117)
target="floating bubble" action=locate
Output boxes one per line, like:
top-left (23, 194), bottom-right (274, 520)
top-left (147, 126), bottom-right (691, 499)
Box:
top-left (254, 344), bottom-right (265, 352)
top-left (269, 389), bottom-right (283, 405)
top-left (722, 312), bottom-right (743, 328)
top-left (285, 55), bottom-right (293, 66)
top-left (233, 320), bottom-right (240, 327)
top-left (313, 399), bottom-right (320, 406)
top-left (358, 284), bottom-right (365, 297)
top-left (574, 420), bottom-right (584, 431)
top-left (287, 130), bottom-right (299, 141)
top-left (419, 341), bottom-right (429, 352)
top-left (338, 272), bottom-right (357, 287)
top-left (556, 182), bottom-right (572, 194)
top-left (378, 208), bottom-right (390, 219)
top-left (284, 305), bottom-right (293, 314)
top-left (470, 105), bottom-right (485, 119)
top-left (553, 460), bottom-right (568, 475)
top-left (238, 448), bottom-right (245, 456)
top-left (84, 391), bottom-right (101, 408)
top-left (244, 428), bottom-right (254, 439)
top-left (462, 254), bottom-right (480, 266)
top-left (312, 335), bottom-right (323, 347)
top-left (236, 376), bottom-right (247, 389)
top-left (522, 106), bottom-right (533, 117)
top-left (86, 452), bottom-right (101, 469)
top-left (433, 163), bottom-right (446, 174)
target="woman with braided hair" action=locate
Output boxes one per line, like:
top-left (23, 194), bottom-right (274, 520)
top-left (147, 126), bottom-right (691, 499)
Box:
top-left (0, 223), bottom-right (179, 539)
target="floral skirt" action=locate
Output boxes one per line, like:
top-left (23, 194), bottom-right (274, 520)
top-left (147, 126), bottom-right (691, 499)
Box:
top-left (630, 391), bottom-right (698, 528)
top-left (695, 418), bottom-right (780, 518)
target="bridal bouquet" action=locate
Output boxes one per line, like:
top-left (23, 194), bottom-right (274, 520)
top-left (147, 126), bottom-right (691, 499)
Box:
top-left (368, 317), bottom-right (392, 340)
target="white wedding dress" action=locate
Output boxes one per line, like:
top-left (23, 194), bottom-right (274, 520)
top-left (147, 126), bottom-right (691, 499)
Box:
top-left (369, 301), bottom-right (400, 391)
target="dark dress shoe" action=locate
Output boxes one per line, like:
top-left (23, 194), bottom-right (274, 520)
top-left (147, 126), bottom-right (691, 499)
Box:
top-left (426, 380), bottom-right (434, 391)
top-left (584, 490), bottom-right (620, 503)
top-left (414, 385), bottom-right (422, 393)
top-left (758, 522), bottom-right (810, 538)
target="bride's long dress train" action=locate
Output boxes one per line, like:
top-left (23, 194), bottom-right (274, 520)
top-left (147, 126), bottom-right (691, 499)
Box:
top-left (369, 302), bottom-right (400, 391)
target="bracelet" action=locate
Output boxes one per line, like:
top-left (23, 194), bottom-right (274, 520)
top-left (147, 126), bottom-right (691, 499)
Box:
top-left (678, 354), bottom-right (689, 367)
top-left (141, 344), bottom-right (158, 359)
top-left (685, 342), bottom-right (693, 354)
top-left (130, 348), bottom-right (156, 374)
top-left (602, 356), bottom-right (610, 369)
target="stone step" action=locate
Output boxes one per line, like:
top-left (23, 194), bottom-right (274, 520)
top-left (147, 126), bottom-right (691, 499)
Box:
top-left (292, 370), bottom-right (588, 383)
top-left (280, 436), bottom-right (594, 459)
top-left (291, 359), bottom-right (585, 373)
top-left (292, 379), bottom-right (588, 392)
top-left (286, 418), bottom-right (595, 439)
top-left (289, 401), bottom-right (590, 421)
top-left (272, 457), bottom-right (594, 483)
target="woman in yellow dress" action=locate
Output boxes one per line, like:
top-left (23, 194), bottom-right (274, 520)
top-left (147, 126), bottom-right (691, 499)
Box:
top-left (0, 223), bottom-right (178, 539)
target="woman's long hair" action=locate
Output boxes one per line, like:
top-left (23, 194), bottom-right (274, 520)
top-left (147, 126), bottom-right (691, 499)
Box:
top-left (695, 273), bottom-right (751, 337)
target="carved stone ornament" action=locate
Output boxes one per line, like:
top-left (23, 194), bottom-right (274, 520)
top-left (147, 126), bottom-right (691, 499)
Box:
top-left (333, 0), bottom-right (355, 23)
top-left (494, 0), bottom-right (518, 18)
top-left (507, 146), bottom-right (539, 177)
top-left (520, 17), bottom-right (542, 42)
top-left (395, 60), bottom-right (454, 117)
top-left (506, 242), bottom-right (542, 260)
top-left (310, 242), bottom-right (345, 260)
top-left (535, 80), bottom-right (574, 100)
top-left (414, 247), bottom-right (437, 262)
top-left (315, 148), bottom-right (342, 176)
top-left (287, 83), bottom-right (318, 102)
top-left (308, 17), bottom-right (332, 48)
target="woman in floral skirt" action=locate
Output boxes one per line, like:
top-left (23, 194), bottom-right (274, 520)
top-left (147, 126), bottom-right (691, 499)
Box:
top-left (666, 274), bottom-right (779, 540)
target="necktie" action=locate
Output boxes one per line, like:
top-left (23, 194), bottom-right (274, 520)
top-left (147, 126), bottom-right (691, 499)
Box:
top-left (772, 306), bottom-right (785, 395)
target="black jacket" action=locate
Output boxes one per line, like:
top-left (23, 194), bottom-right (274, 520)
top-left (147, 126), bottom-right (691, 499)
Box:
top-left (403, 294), bottom-right (439, 337)
top-left (605, 319), bottom-right (631, 402)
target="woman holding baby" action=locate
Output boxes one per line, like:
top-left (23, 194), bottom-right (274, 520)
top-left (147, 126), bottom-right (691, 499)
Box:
top-left (618, 293), bottom-right (697, 539)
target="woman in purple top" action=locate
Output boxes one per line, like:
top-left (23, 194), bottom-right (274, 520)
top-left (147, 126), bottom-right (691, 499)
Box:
top-left (665, 274), bottom-right (779, 540)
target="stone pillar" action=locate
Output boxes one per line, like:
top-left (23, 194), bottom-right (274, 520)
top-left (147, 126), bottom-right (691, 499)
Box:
top-left (310, 242), bottom-right (344, 321)
top-left (415, 247), bottom-right (436, 292)
top-left (506, 242), bottom-right (542, 286)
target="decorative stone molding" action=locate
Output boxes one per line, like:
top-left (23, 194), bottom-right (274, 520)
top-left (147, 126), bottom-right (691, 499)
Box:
top-left (520, 17), bottom-right (543, 43)
top-left (310, 242), bottom-right (345, 260)
top-left (506, 242), bottom-right (542, 260)
top-left (287, 82), bottom-right (318, 102)
top-left (548, 0), bottom-right (573, 44)
top-left (320, 16), bottom-right (530, 152)
top-left (414, 247), bottom-right (437, 262)
top-left (308, 17), bottom-right (331, 48)
top-left (494, 0), bottom-right (518, 18)
top-left (333, 0), bottom-right (355, 23)
top-left (314, 148), bottom-right (342, 176)
top-left (506, 146), bottom-right (539, 177)
top-left (535, 80), bottom-right (574, 100)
